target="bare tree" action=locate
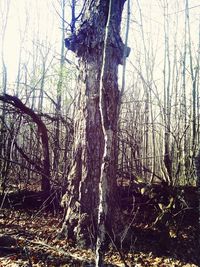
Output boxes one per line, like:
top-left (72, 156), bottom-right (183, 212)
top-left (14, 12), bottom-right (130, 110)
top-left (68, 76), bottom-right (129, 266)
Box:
top-left (61, 1), bottom-right (128, 261)
top-left (0, 0), bottom-right (11, 191)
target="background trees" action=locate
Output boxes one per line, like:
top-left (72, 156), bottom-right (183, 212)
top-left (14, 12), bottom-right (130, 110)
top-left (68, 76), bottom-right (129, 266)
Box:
top-left (0, 0), bottom-right (199, 266)
top-left (118, 0), bottom-right (200, 186)
top-left (0, 0), bottom-right (199, 191)
top-left (0, 0), bottom-right (75, 192)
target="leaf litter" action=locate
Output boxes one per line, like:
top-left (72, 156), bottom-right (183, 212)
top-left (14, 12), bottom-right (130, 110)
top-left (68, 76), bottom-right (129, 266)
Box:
top-left (0, 209), bottom-right (198, 266)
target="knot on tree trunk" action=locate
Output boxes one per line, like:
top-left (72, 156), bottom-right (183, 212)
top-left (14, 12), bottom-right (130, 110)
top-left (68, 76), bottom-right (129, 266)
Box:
top-left (65, 16), bottom-right (130, 64)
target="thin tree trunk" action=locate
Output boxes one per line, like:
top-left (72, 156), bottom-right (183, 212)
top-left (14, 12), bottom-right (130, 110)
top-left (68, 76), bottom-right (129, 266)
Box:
top-left (53, 0), bottom-right (65, 176)
top-left (0, 0), bottom-right (11, 192)
top-left (163, 1), bottom-right (172, 184)
top-left (95, 0), bottom-right (115, 264)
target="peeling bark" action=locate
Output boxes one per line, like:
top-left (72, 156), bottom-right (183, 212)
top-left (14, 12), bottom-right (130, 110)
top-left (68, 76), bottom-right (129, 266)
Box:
top-left (61, 0), bottom-right (128, 250)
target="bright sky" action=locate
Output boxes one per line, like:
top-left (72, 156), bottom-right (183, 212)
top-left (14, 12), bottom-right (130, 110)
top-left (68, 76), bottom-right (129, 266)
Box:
top-left (0, 0), bottom-right (60, 85)
top-left (0, 0), bottom-right (200, 88)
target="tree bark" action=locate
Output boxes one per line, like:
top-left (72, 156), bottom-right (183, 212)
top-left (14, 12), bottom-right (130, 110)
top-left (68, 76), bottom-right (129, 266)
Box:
top-left (195, 151), bottom-right (200, 265)
top-left (61, 0), bottom-right (127, 248)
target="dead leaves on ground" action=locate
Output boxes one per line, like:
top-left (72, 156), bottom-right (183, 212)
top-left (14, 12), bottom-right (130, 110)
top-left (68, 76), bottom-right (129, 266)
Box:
top-left (0, 209), bottom-right (198, 266)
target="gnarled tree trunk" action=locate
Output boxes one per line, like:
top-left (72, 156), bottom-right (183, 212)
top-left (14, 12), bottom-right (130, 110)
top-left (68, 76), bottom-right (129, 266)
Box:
top-left (61, 0), bottom-right (128, 250)
top-left (195, 151), bottom-right (200, 264)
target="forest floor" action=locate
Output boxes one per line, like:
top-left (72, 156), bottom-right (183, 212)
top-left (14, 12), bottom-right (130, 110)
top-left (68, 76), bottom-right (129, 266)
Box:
top-left (0, 205), bottom-right (198, 267)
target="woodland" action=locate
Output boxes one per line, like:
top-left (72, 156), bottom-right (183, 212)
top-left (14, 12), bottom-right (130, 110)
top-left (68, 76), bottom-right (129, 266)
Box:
top-left (0, 0), bottom-right (199, 266)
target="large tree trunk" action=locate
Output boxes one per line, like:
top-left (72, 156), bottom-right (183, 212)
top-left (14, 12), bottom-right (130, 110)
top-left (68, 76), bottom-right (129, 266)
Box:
top-left (195, 151), bottom-right (200, 266)
top-left (61, 0), bottom-right (127, 248)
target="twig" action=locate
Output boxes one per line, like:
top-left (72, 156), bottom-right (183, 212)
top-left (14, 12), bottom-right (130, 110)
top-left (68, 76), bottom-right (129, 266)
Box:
top-left (107, 231), bottom-right (129, 267)
top-left (0, 190), bottom-right (9, 209)
top-left (120, 206), bottom-right (139, 250)
top-left (23, 246), bottom-right (33, 267)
